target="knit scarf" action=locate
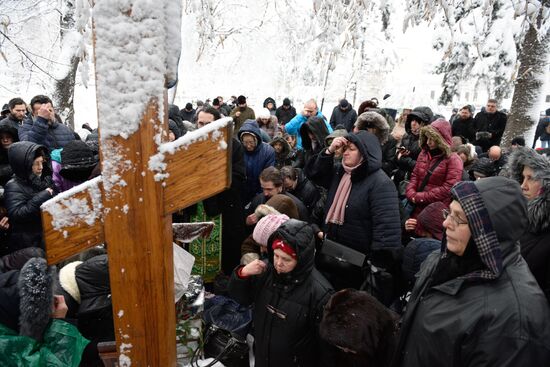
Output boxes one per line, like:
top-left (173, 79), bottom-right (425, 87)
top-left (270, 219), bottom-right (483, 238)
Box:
top-left (325, 160), bottom-right (363, 225)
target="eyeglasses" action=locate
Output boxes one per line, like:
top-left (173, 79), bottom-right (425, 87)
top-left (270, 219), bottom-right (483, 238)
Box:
top-left (442, 209), bottom-right (468, 226)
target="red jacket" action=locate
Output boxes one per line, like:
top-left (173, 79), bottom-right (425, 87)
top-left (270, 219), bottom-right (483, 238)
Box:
top-left (406, 119), bottom-right (463, 218)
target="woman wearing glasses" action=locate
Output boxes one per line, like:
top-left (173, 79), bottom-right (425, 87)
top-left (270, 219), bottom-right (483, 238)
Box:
top-left (392, 177), bottom-right (550, 367)
top-left (229, 218), bottom-right (333, 367)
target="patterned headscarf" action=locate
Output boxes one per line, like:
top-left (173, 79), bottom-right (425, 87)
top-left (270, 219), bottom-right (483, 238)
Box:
top-left (450, 181), bottom-right (503, 280)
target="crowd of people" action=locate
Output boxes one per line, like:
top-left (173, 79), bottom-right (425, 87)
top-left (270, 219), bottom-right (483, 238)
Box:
top-left (0, 93), bottom-right (549, 366)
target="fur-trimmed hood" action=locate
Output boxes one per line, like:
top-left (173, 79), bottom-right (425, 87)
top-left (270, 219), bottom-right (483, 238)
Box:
top-left (419, 119), bottom-right (452, 157)
top-left (506, 147), bottom-right (550, 233)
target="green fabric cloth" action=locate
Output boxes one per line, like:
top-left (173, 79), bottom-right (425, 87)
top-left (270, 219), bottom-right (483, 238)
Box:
top-left (0, 319), bottom-right (89, 366)
top-left (189, 202), bottom-right (222, 282)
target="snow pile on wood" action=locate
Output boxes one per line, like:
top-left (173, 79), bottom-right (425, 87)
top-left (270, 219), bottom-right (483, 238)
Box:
top-left (41, 176), bottom-right (103, 231)
top-left (148, 117), bottom-right (232, 181)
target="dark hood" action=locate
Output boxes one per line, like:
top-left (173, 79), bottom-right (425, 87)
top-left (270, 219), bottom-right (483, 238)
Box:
top-left (450, 177), bottom-right (527, 280)
top-left (268, 219), bottom-right (315, 285)
top-left (345, 131), bottom-right (383, 177)
top-left (404, 106), bottom-right (433, 134)
top-left (270, 136), bottom-right (291, 157)
top-left (263, 97), bottom-right (276, 109)
top-left (8, 141), bottom-right (47, 180)
top-left (0, 120), bottom-right (19, 143)
top-left (506, 147), bottom-right (550, 233)
top-left (300, 116), bottom-right (330, 151)
top-left (238, 119), bottom-right (263, 152)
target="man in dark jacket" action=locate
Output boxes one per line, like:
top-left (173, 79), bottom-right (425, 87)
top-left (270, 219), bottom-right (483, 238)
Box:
top-left (451, 105), bottom-right (476, 143)
top-left (275, 98), bottom-right (297, 125)
top-left (532, 108), bottom-right (550, 149)
top-left (329, 99), bottom-right (357, 132)
top-left (230, 96), bottom-right (256, 134)
top-left (393, 177), bottom-right (550, 367)
top-left (300, 115), bottom-right (331, 173)
top-left (199, 107), bottom-right (248, 275)
top-left (18, 95), bottom-right (75, 150)
top-left (179, 102), bottom-right (196, 123)
top-left (0, 119), bottom-right (19, 186)
top-left (0, 97), bottom-right (27, 131)
top-left (473, 99), bottom-right (507, 152)
top-left (229, 219), bottom-right (334, 367)
top-left (281, 166), bottom-right (321, 215)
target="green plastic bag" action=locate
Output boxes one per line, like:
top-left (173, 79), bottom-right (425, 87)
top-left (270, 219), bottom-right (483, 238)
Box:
top-left (0, 319), bottom-right (89, 367)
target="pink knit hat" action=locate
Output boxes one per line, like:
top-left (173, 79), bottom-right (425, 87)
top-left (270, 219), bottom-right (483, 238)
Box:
top-left (253, 214), bottom-right (290, 247)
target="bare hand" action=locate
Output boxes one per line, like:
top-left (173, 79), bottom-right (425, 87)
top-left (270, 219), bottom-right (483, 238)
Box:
top-left (328, 137), bottom-right (348, 154)
top-left (37, 103), bottom-right (55, 122)
top-left (317, 231), bottom-right (324, 240)
top-left (235, 111), bottom-right (241, 117)
top-left (241, 259), bottom-right (267, 277)
top-left (45, 188), bottom-right (54, 195)
top-left (0, 216), bottom-right (9, 230)
top-left (246, 213), bottom-right (258, 226)
top-left (51, 295), bottom-right (68, 319)
top-left (404, 218), bottom-right (417, 232)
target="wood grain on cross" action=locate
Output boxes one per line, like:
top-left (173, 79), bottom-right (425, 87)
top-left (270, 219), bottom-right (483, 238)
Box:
top-left (40, 2), bottom-right (233, 366)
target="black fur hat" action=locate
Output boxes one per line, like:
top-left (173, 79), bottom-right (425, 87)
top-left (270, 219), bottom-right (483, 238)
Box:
top-left (18, 257), bottom-right (56, 341)
top-left (320, 289), bottom-right (398, 366)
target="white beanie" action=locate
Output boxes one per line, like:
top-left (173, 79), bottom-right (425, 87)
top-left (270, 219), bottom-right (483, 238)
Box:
top-left (253, 214), bottom-right (290, 247)
top-left (257, 108), bottom-right (272, 119)
top-left (59, 261), bottom-right (83, 303)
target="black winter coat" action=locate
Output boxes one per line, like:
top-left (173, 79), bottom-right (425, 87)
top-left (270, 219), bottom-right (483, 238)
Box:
top-left (0, 120), bottom-right (19, 186)
top-left (288, 169), bottom-right (320, 215)
top-left (451, 116), bottom-right (476, 143)
top-left (329, 106), bottom-right (357, 131)
top-left (393, 127), bottom-right (422, 186)
top-left (381, 135), bottom-right (397, 176)
top-left (19, 116), bottom-right (75, 151)
top-left (308, 131), bottom-right (401, 269)
top-left (393, 178), bottom-right (550, 367)
top-left (275, 105), bottom-right (297, 125)
top-left (229, 220), bottom-right (334, 367)
top-left (473, 110), bottom-right (507, 152)
top-left (4, 142), bottom-right (54, 252)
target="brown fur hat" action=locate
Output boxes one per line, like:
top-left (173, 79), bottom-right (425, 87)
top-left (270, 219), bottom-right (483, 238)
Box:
top-left (320, 289), bottom-right (398, 366)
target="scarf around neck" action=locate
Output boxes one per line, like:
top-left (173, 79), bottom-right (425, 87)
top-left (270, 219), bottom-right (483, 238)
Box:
top-left (325, 160), bottom-right (363, 225)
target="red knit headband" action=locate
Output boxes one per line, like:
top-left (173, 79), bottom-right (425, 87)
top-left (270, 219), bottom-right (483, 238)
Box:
top-left (272, 239), bottom-right (297, 259)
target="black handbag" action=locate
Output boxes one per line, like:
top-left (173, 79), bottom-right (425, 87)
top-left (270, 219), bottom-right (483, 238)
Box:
top-left (316, 238), bottom-right (366, 277)
top-left (192, 295), bottom-right (252, 367)
top-left (360, 261), bottom-right (396, 307)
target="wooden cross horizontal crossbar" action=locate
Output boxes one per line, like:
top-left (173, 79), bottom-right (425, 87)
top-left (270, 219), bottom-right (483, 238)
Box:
top-left (41, 121), bottom-right (233, 265)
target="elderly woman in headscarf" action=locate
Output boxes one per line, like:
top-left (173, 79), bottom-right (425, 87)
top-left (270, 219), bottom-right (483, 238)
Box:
top-left (308, 130), bottom-right (401, 293)
top-left (507, 147), bottom-right (550, 301)
top-left (392, 177), bottom-right (550, 367)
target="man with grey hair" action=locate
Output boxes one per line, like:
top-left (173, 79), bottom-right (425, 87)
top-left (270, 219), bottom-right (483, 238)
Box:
top-left (284, 99), bottom-right (332, 149)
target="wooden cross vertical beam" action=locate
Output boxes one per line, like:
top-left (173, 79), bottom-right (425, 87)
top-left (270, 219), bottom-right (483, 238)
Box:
top-left (100, 98), bottom-right (175, 365)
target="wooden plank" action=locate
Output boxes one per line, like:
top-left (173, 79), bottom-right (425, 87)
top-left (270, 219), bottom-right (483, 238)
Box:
top-left (101, 98), bottom-right (176, 366)
top-left (41, 177), bottom-right (104, 265)
top-left (162, 123), bottom-right (233, 215)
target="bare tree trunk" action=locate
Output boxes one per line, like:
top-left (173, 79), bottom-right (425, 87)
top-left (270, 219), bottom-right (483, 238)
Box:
top-left (53, 0), bottom-right (78, 129)
top-left (503, 16), bottom-right (549, 146)
top-left (54, 56), bottom-right (79, 129)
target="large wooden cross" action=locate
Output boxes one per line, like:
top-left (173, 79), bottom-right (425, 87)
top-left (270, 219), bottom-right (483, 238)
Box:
top-left (40, 2), bottom-right (232, 366)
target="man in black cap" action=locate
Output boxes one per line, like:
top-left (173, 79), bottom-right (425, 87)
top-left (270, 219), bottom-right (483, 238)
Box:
top-left (230, 95), bottom-right (255, 134)
top-left (275, 98), bottom-right (297, 125)
top-left (329, 98), bottom-right (357, 132)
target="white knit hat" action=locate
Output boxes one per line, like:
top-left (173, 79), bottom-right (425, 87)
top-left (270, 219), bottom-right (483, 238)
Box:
top-left (253, 214), bottom-right (290, 247)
